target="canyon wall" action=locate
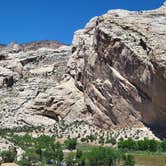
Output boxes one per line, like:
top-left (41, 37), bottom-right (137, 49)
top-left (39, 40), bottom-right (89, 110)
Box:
top-left (68, 4), bottom-right (166, 129)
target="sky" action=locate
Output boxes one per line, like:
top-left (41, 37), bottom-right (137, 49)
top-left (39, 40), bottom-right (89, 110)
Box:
top-left (0, 0), bottom-right (165, 45)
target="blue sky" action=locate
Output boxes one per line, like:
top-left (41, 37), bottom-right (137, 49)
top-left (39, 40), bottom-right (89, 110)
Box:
top-left (0, 0), bottom-right (165, 44)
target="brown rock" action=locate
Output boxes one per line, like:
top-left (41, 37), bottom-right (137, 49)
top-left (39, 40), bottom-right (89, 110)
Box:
top-left (68, 3), bottom-right (166, 130)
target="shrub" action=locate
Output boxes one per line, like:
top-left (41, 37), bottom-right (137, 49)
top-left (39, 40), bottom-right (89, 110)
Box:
top-left (80, 138), bottom-right (86, 142)
top-left (118, 138), bottom-right (164, 152)
top-left (65, 152), bottom-right (76, 166)
top-left (160, 140), bottom-right (166, 152)
top-left (118, 138), bottom-right (136, 151)
top-left (123, 154), bottom-right (135, 166)
top-left (64, 138), bottom-right (77, 150)
top-left (81, 147), bottom-right (123, 166)
top-left (0, 149), bottom-right (17, 163)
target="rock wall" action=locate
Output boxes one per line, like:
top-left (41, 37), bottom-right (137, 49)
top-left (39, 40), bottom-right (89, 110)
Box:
top-left (0, 41), bottom-right (73, 128)
top-left (68, 4), bottom-right (166, 129)
top-left (0, 4), bottom-right (166, 138)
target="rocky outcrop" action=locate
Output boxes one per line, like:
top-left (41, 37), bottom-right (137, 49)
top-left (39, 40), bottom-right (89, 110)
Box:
top-left (68, 3), bottom-right (166, 130)
top-left (28, 77), bottom-right (86, 124)
top-left (0, 41), bottom-right (75, 129)
top-left (1, 4), bottom-right (166, 140)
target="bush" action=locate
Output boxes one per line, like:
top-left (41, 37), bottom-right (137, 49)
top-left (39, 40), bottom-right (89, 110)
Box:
top-left (65, 152), bottom-right (76, 166)
top-left (0, 149), bottom-right (17, 163)
top-left (160, 140), bottom-right (166, 152)
top-left (80, 137), bottom-right (86, 143)
top-left (123, 154), bottom-right (135, 166)
top-left (64, 138), bottom-right (77, 150)
top-left (118, 138), bottom-right (164, 152)
top-left (81, 147), bottom-right (123, 166)
top-left (98, 136), bottom-right (105, 145)
top-left (66, 147), bottom-right (125, 166)
top-left (118, 138), bottom-right (137, 151)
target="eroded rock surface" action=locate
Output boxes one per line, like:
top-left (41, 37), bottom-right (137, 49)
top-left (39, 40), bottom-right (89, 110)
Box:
top-left (0, 4), bottom-right (166, 140)
top-left (68, 4), bottom-right (166, 130)
top-left (0, 41), bottom-right (76, 128)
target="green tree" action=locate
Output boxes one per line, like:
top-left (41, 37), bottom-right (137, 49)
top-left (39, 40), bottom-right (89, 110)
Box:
top-left (18, 150), bottom-right (39, 166)
top-left (65, 152), bottom-right (76, 166)
top-left (81, 147), bottom-right (123, 166)
top-left (160, 140), bottom-right (166, 152)
top-left (64, 138), bottom-right (77, 150)
top-left (0, 149), bottom-right (17, 163)
top-left (123, 154), bottom-right (135, 166)
top-left (51, 142), bottom-right (64, 166)
top-left (118, 138), bottom-right (136, 151)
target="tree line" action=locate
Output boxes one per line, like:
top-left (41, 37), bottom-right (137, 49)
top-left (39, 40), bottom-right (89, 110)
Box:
top-left (118, 138), bottom-right (166, 152)
top-left (0, 134), bottom-right (135, 166)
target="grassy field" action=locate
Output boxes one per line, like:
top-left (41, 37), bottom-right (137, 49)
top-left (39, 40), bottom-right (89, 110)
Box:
top-left (77, 144), bottom-right (166, 166)
top-left (77, 143), bottom-right (100, 151)
top-left (134, 153), bottom-right (166, 166)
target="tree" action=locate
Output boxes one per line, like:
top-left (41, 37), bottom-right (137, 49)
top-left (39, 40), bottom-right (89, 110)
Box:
top-left (17, 149), bottom-right (39, 166)
top-left (0, 149), bottom-right (17, 163)
top-left (65, 152), bottom-right (76, 166)
top-left (123, 154), bottom-right (135, 166)
top-left (160, 140), bottom-right (166, 152)
top-left (51, 142), bottom-right (64, 166)
top-left (81, 147), bottom-right (123, 166)
top-left (148, 139), bottom-right (158, 152)
top-left (118, 138), bottom-right (136, 151)
top-left (64, 138), bottom-right (77, 150)
top-left (76, 149), bottom-right (83, 159)
top-left (98, 136), bottom-right (105, 145)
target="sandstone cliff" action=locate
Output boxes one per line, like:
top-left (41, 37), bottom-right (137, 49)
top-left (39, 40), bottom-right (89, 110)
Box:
top-left (0, 39), bottom-right (87, 132)
top-left (68, 3), bottom-right (166, 132)
top-left (0, 4), bottom-right (166, 139)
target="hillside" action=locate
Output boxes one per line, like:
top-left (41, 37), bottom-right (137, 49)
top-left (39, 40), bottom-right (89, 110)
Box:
top-left (0, 3), bottom-right (166, 152)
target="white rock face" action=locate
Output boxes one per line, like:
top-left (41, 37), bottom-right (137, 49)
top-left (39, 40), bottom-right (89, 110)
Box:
top-left (1, 3), bottom-right (166, 140)
top-left (0, 138), bottom-right (14, 151)
top-left (0, 42), bottom-right (77, 129)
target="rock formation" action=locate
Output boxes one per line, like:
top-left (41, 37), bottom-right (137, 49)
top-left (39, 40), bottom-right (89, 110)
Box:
top-left (0, 3), bottom-right (166, 139)
top-left (0, 41), bottom-right (79, 129)
top-left (68, 3), bottom-right (166, 131)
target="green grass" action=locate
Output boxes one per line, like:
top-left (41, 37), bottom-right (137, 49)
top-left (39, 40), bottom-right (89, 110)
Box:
top-left (77, 143), bottom-right (100, 151)
top-left (77, 144), bottom-right (166, 166)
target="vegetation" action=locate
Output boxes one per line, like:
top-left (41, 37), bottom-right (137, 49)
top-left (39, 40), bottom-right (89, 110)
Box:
top-left (123, 154), bottom-right (135, 166)
top-left (0, 148), bottom-right (17, 163)
top-left (118, 138), bottom-right (166, 152)
top-left (3, 134), bottom-right (63, 165)
top-left (65, 147), bottom-right (135, 166)
top-left (1, 129), bottom-right (166, 166)
top-left (0, 133), bottom-right (136, 166)
top-left (64, 138), bottom-right (77, 150)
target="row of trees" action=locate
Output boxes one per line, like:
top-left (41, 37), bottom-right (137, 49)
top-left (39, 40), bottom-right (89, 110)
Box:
top-left (118, 138), bottom-right (166, 152)
top-left (65, 147), bottom-right (135, 166)
top-left (7, 134), bottom-right (64, 166)
top-left (1, 133), bottom-right (136, 166)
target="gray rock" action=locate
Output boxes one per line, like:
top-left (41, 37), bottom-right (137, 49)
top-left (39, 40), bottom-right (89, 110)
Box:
top-left (0, 42), bottom-right (72, 129)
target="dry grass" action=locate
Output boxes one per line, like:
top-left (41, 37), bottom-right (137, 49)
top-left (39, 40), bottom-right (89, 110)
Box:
top-left (1, 163), bottom-right (19, 166)
top-left (134, 154), bottom-right (166, 166)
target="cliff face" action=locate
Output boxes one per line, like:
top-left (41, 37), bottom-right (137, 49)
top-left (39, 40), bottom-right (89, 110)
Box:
top-left (0, 41), bottom-right (75, 128)
top-left (0, 4), bottom-right (166, 139)
top-left (68, 4), bottom-right (166, 129)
